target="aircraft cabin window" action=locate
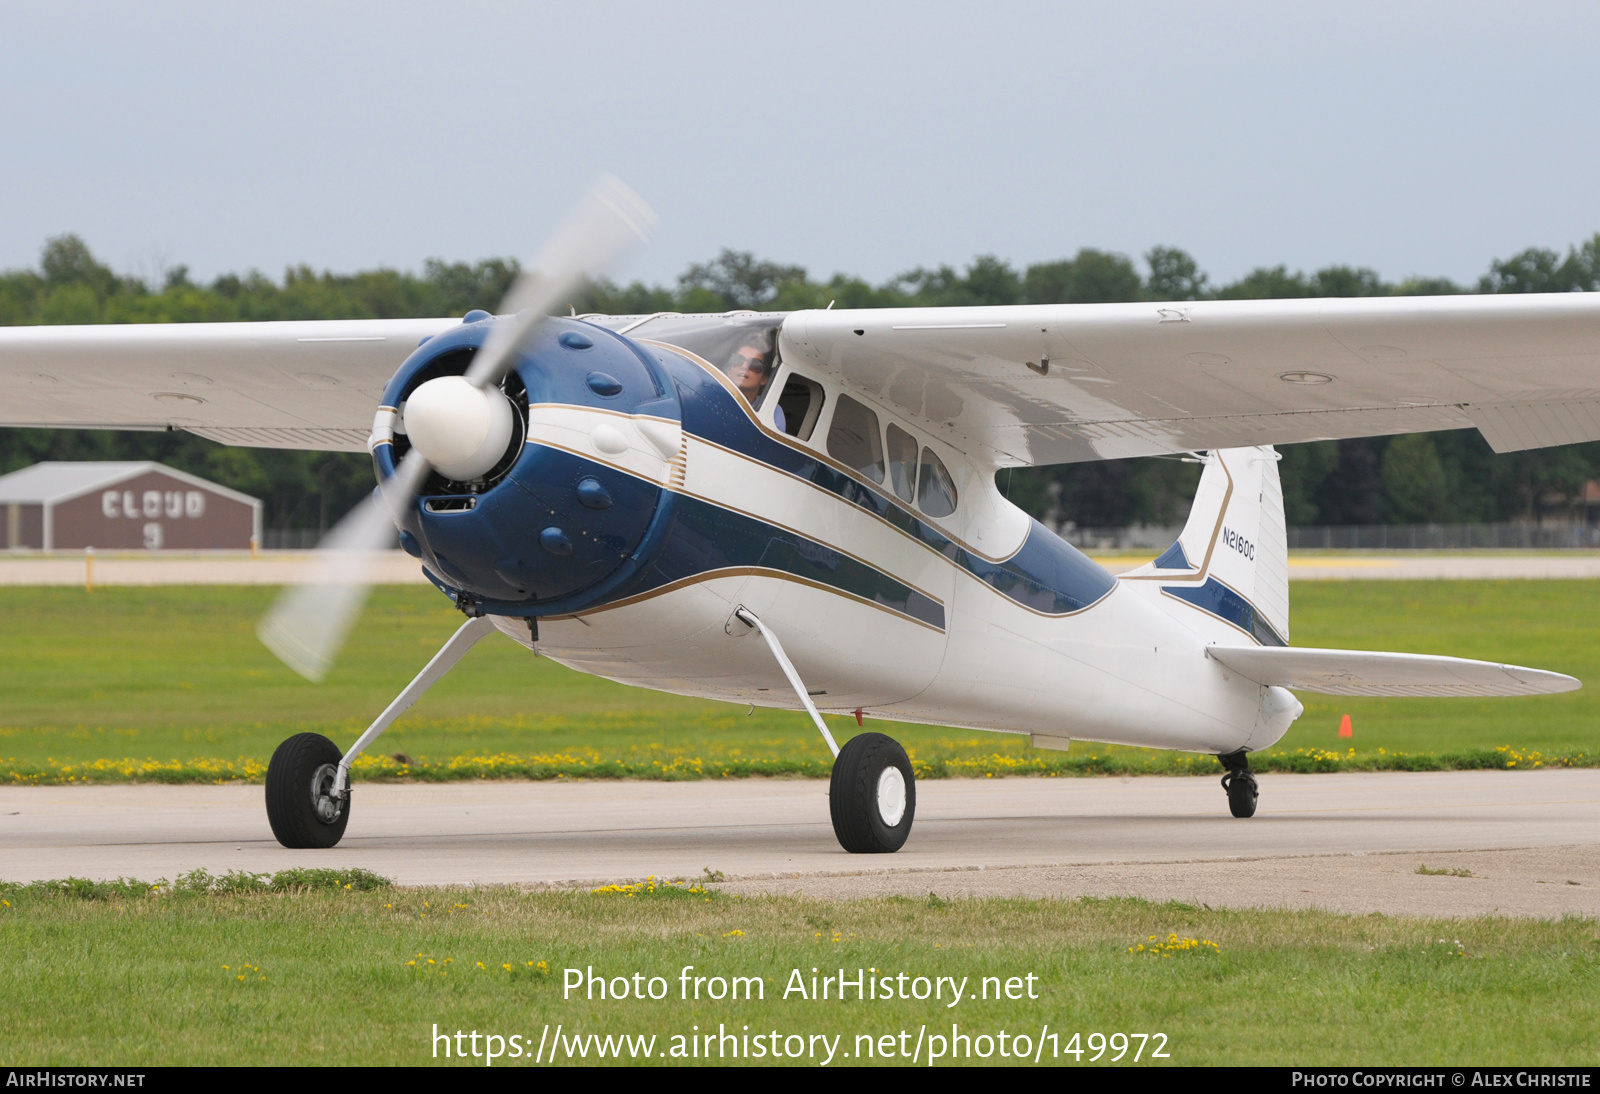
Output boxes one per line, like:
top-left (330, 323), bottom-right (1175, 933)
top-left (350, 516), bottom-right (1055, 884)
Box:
top-left (723, 335), bottom-right (777, 412)
top-left (826, 395), bottom-right (886, 484)
top-left (776, 373), bottom-right (826, 441)
top-left (885, 423), bottom-right (918, 502)
top-left (917, 447), bottom-right (958, 518)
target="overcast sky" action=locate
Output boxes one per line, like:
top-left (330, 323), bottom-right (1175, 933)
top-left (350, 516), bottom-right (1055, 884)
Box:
top-left (3, 1), bottom-right (1597, 292)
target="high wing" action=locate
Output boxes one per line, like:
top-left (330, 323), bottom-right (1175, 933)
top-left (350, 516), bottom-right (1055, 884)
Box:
top-left (1206, 645), bottom-right (1579, 698)
top-left (6, 293), bottom-right (1600, 463)
top-left (0, 318), bottom-right (458, 451)
top-left (779, 293), bottom-right (1600, 466)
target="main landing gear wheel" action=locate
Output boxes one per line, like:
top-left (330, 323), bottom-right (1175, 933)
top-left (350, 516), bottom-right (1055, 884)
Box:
top-left (1217, 749), bottom-right (1258, 819)
top-left (266, 733), bottom-right (350, 848)
top-left (830, 732), bottom-right (915, 853)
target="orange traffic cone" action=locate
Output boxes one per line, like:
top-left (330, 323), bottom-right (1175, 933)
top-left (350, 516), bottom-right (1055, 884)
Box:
top-left (1338, 714), bottom-right (1353, 739)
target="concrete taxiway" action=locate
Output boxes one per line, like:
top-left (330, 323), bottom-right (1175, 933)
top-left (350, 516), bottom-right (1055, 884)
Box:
top-left (0, 550), bottom-right (426, 586)
top-left (2, 770), bottom-right (1595, 918)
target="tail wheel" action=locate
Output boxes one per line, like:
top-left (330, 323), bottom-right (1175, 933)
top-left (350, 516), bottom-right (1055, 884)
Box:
top-left (829, 732), bottom-right (915, 853)
top-left (1221, 768), bottom-right (1259, 819)
top-left (266, 733), bottom-right (350, 848)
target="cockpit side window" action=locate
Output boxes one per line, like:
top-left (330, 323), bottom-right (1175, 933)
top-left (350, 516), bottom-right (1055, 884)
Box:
top-left (723, 335), bottom-right (777, 410)
top-left (826, 395), bottom-right (885, 484)
top-left (613, 314), bottom-right (784, 411)
top-left (885, 423), bottom-right (918, 502)
top-left (776, 372), bottom-right (825, 440)
top-left (917, 447), bottom-right (958, 517)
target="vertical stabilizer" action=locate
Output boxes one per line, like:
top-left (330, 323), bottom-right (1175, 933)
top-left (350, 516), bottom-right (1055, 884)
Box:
top-left (1119, 446), bottom-right (1289, 646)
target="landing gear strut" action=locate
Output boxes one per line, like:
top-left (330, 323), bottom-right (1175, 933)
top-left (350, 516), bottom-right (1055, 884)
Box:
top-left (733, 605), bottom-right (916, 854)
top-left (265, 614), bottom-right (499, 848)
top-left (1217, 749), bottom-right (1258, 818)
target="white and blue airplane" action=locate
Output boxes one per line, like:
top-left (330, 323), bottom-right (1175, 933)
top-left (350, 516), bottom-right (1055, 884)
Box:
top-left (0, 182), bottom-right (1590, 853)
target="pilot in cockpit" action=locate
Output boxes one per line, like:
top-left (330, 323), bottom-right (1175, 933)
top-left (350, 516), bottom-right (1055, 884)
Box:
top-left (725, 338), bottom-right (785, 431)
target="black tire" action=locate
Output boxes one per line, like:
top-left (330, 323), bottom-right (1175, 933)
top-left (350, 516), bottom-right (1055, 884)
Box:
top-left (829, 732), bottom-right (915, 853)
top-left (265, 733), bottom-right (350, 848)
top-left (1223, 768), bottom-right (1259, 819)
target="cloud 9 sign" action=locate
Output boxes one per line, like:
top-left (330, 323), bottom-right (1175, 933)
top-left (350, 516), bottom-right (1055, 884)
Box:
top-left (101, 487), bottom-right (210, 547)
top-left (0, 461), bottom-right (262, 551)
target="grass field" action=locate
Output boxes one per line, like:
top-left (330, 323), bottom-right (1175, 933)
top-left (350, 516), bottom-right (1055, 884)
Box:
top-left (0, 581), bottom-right (1596, 784)
top-left (1, 875), bottom-right (1595, 1066)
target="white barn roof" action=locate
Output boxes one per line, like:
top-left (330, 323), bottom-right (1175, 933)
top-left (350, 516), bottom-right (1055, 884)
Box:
top-left (0, 462), bottom-right (261, 507)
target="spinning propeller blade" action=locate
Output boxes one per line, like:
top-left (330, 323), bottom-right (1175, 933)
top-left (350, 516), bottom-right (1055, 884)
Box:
top-left (465, 174), bottom-right (655, 391)
top-left (258, 176), bottom-right (655, 681)
top-left (257, 453), bottom-right (429, 682)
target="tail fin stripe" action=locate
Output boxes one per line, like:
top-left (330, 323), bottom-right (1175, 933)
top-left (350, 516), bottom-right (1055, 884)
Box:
top-left (1122, 454), bottom-right (1234, 582)
top-left (1161, 577), bottom-right (1287, 647)
top-left (1151, 540), bottom-right (1194, 571)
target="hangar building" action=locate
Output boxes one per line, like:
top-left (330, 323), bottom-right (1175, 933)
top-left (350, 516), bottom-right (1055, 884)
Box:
top-left (0, 462), bottom-right (263, 551)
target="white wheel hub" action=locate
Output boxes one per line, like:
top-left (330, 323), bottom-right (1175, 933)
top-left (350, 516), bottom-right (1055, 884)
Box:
top-left (310, 762), bottom-right (343, 824)
top-left (876, 766), bottom-right (907, 827)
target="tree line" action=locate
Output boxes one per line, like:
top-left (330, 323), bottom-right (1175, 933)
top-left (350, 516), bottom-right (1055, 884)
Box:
top-left (3, 233), bottom-right (1599, 534)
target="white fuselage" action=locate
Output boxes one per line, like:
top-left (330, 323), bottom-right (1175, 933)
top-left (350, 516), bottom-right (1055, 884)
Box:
top-left (486, 349), bottom-right (1296, 758)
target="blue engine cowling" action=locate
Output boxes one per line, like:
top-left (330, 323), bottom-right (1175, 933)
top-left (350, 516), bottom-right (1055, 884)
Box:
top-left (372, 316), bottom-right (681, 617)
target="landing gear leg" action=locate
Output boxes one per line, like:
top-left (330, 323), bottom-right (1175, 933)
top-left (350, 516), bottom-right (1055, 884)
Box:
top-left (1217, 748), bottom-right (1258, 819)
top-left (732, 605), bottom-right (916, 853)
top-left (265, 614), bottom-right (499, 848)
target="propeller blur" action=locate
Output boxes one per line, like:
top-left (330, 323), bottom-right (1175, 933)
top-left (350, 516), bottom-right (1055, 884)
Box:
top-left (257, 176), bottom-right (654, 683)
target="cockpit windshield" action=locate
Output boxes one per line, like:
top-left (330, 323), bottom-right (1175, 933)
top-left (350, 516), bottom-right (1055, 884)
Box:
top-left (590, 314), bottom-right (785, 409)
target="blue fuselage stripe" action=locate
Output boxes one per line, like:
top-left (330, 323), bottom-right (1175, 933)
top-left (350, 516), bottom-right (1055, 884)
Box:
top-left (607, 493), bottom-right (945, 629)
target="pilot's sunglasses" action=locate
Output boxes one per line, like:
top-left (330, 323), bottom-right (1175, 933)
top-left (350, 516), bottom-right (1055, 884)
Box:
top-left (737, 355), bottom-right (769, 373)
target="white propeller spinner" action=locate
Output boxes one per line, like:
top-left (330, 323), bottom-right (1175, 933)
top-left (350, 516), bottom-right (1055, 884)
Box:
top-left (402, 376), bottom-right (515, 481)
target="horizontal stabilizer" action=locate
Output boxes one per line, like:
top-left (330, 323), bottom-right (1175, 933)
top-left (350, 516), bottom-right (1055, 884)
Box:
top-left (1206, 646), bottom-right (1579, 697)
